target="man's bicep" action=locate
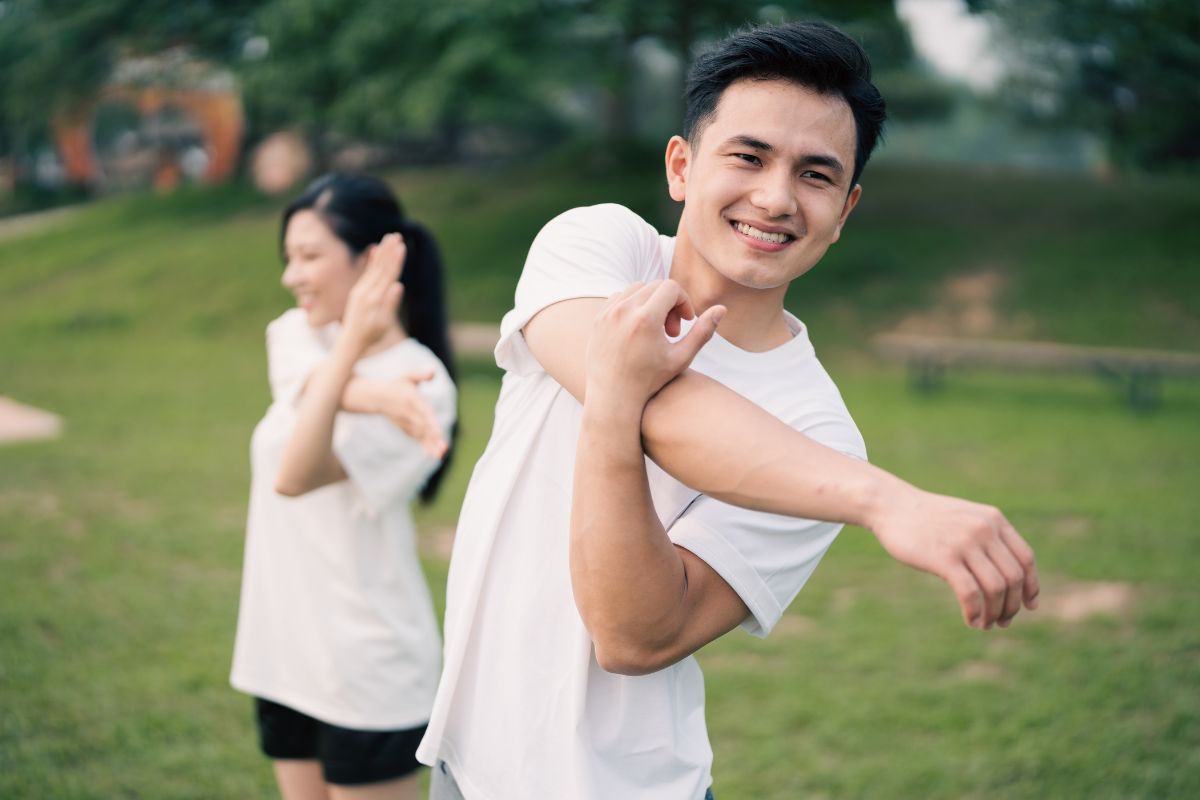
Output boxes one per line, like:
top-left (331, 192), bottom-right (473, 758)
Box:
top-left (522, 296), bottom-right (608, 403)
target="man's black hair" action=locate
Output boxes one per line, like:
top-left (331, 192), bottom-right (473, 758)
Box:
top-left (684, 21), bottom-right (887, 187)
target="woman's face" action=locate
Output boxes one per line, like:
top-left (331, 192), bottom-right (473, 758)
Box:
top-left (281, 210), bottom-right (366, 327)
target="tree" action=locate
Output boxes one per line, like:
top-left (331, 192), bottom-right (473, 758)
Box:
top-left (0, 0), bottom-right (264, 183)
top-left (568, 0), bottom-right (921, 141)
top-left (241, 0), bottom-right (573, 162)
top-left (967, 0), bottom-right (1200, 170)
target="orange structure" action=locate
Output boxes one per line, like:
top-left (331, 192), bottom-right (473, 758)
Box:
top-left (53, 51), bottom-right (244, 189)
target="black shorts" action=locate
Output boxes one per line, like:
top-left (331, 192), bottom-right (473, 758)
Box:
top-left (254, 697), bottom-right (427, 786)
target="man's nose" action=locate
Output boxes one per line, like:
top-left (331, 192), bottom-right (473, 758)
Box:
top-left (751, 168), bottom-right (797, 218)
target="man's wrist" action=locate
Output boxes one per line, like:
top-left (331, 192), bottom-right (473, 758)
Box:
top-left (581, 388), bottom-right (645, 436)
top-left (856, 469), bottom-right (915, 533)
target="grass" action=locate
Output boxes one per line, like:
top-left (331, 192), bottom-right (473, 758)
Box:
top-left (0, 157), bottom-right (1197, 798)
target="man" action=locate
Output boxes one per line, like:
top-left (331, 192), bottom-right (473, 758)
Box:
top-left (418, 21), bottom-right (1038, 800)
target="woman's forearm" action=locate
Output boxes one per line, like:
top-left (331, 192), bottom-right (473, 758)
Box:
top-left (341, 376), bottom-right (385, 415)
top-left (275, 338), bottom-right (359, 495)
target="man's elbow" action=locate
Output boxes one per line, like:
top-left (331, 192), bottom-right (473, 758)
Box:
top-left (593, 635), bottom-right (679, 677)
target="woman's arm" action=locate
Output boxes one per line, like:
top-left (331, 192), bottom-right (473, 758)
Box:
top-left (341, 375), bottom-right (448, 459)
top-left (274, 234), bottom-right (407, 496)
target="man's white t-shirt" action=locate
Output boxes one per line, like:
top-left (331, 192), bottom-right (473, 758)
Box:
top-left (231, 308), bottom-right (455, 730)
top-left (416, 204), bottom-right (866, 798)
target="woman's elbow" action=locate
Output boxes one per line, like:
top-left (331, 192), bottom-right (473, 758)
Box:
top-left (274, 472), bottom-right (311, 497)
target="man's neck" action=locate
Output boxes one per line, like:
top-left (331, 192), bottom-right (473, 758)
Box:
top-left (669, 222), bottom-right (793, 353)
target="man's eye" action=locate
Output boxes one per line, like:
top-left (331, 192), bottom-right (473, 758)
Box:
top-left (802, 170), bottom-right (830, 183)
top-left (735, 153), bottom-right (762, 166)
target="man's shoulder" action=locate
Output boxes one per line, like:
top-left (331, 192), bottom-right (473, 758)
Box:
top-left (536, 203), bottom-right (660, 244)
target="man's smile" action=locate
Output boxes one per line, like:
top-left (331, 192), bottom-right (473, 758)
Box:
top-left (730, 219), bottom-right (795, 251)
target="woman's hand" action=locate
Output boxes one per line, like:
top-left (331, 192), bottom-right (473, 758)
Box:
top-left (377, 372), bottom-right (448, 458)
top-left (342, 233), bottom-right (405, 354)
top-left (342, 374), bottom-right (448, 458)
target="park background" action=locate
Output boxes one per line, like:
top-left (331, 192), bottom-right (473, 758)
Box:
top-left (1, 0), bottom-right (1197, 797)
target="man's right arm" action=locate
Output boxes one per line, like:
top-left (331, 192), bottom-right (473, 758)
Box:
top-left (524, 295), bottom-right (1039, 630)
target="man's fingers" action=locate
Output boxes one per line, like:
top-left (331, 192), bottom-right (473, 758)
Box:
top-left (407, 370), bottom-right (437, 384)
top-left (945, 565), bottom-right (984, 629)
top-left (645, 280), bottom-right (694, 322)
top-left (671, 305), bottom-right (725, 371)
top-left (965, 550), bottom-right (1008, 629)
top-left (987, 541), bottom-right (1026, 627)
top-left (605, 282), bottom-right (646, 310)
top-left (1001, 524), bottom-right (1040, 609)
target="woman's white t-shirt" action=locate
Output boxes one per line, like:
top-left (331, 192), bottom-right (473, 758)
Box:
top-left (230, 308), bottom-right (455, 730)
top-left (417, 204), bottom-right (866, 798)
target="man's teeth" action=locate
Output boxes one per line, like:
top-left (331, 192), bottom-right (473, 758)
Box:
top-left (735, 222), bottom-right (790, 244)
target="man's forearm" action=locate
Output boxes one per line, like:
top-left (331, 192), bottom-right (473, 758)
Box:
top-left (570, 395), bottom-right (688, 674)
top-left (641, 370), bottom-right (903, 531)
top-left (524, 299), bottom-right (900, 533)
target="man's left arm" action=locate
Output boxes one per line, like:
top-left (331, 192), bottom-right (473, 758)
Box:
top-left (570, 281), bottom-right (744, 675)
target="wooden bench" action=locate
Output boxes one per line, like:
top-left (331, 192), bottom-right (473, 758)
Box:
top-left (872, 333), bottom-right (1200, 412)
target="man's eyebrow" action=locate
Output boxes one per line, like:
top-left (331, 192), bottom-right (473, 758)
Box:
top-left (725, 134), bottom-right (774, 152)
top-left (724, 135), bottom-right (846, 177)
top-left (797, 153), bottom-right (846, 177)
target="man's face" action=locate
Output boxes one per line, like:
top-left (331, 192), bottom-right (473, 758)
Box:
top-left (667, 79), bottom-right (861, 291)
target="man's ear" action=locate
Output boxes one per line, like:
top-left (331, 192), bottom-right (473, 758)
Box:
top-left (830, 183), bottom-right (862, 244)
top-left (665, 135), bottom-right (690, 202)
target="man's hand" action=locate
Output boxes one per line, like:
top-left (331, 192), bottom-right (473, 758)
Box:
top-left (867, 484), bottom-right (1039, 629)
top-left (585, 280), bottom-right (725, 408)
top-left (342, 233), bottom-right (405, 353)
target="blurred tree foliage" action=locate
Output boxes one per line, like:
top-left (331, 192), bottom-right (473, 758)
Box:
top-left (0, 0), bottom-right (263, 182)
top-left (0, 0), bottom-right (950, 177)
top-left (967, 0), bottom-right (1200, 170)
top-left (241, 0), bottom-right (570, 162)
top-left (242, 0), bottom-right (938, 156)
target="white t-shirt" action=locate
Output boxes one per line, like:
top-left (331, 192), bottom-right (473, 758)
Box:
top-left (230, 308), bottom-right (456, 730)
top-left (416, 204), bottom-right (866, 798)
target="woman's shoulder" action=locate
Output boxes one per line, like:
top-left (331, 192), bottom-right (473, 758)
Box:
top-left (364, 338), bottom-right (453, 383)
top-left (266, 308), bottom-right (334, 349)
top-left (266, 307), bottom-right (310, 338)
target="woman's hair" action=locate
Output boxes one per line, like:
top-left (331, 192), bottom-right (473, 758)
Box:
top-left (281, 173), bottom-right (457, 504)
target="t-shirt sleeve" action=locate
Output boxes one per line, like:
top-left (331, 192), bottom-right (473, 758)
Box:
top-left (331, 351), bottom-right (457, 514)
top-left (667, 498), bottom-right (843, 638)
top-left (494, 204), bottom-right (664, 376)
top-left (265, 309), bottom-right (327, 407)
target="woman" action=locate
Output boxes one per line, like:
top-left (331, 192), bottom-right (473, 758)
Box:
top-left (231, 173), bottom-right (457, 800)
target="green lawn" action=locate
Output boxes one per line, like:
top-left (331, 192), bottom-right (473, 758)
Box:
top-left (1, 159), bottom-right (1197, 798)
